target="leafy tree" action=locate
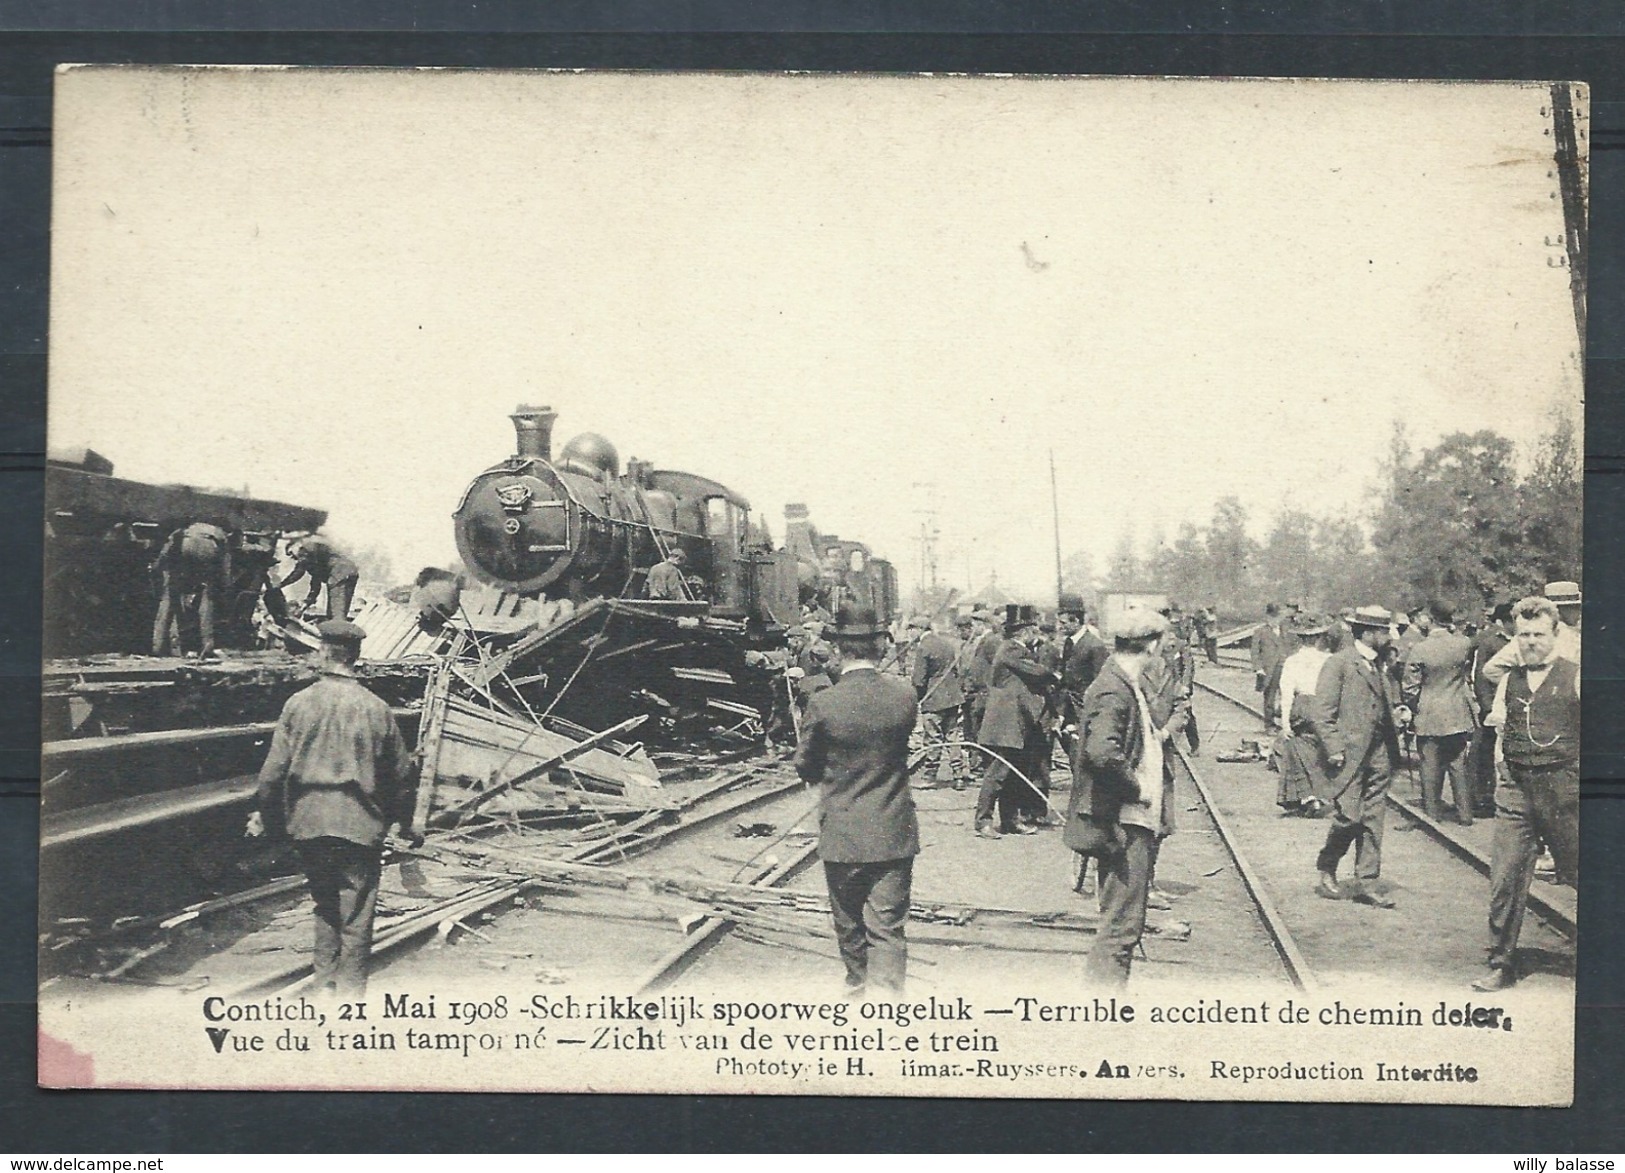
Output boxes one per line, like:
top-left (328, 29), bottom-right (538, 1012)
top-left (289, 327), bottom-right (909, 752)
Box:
top-left (1204, 496), bottom-right (1260, 615)
top-left (1518, 412), bottom-right (1582, 590)
top-left (1369, 429), bottom-right (1524, 613)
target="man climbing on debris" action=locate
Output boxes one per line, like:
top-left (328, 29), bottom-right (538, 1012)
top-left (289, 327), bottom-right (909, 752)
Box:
top-left (151, 521), bottom-right (232, 659)
top-left (246, 618), bottom-right (415, 999)
top-left (794, 601), bottom-right (920, 997)
top-left (279, 532), bottom-right (361, 623)
top-left (645, 548), bottom-right (688, 601)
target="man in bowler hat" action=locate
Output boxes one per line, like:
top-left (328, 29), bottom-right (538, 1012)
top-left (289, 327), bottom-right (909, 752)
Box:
top-left (795, 602), bottom-right (921, 995)
top-left (248, 618), bottom-right (415, 997)
top-left (1305, 605), bottom-right (1410, 908)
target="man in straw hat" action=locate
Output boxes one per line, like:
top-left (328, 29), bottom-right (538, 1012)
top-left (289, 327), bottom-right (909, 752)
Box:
top-left (1064, 605), bottom-right (1175, 986)
top-left (794, 601), bottom-right (921, 996)
top-left (1304, 605), bottom-right (1410, 908)
top-left (246, 619), bottom-right (415, 997)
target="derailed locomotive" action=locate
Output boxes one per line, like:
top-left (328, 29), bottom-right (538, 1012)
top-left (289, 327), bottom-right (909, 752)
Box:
top-left (452, 406), bottom-right (897, 627)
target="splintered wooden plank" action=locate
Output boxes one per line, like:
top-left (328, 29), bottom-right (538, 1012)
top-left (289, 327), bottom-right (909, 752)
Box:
top-left (435, 695), bottom-right (662, 799)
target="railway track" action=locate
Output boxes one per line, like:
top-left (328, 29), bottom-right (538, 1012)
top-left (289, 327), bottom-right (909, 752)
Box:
top-left (1182, 665), bottom-right (1574, 989)
top-left (1194, 668), bottom-right (1575, 939)
top-left (49, 661), bottom-right (1574, 1001)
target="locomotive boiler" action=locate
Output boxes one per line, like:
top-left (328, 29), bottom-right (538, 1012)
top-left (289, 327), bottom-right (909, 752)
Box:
top-left (452, 406), bottom-right (896, 627)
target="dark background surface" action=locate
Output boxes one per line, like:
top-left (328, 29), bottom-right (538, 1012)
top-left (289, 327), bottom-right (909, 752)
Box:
top-left (2, 2), bottom-right (1624, 1152)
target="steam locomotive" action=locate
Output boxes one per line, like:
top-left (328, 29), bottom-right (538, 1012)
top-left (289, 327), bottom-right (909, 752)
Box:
top-left (452, 406), bottom-right (897, 628)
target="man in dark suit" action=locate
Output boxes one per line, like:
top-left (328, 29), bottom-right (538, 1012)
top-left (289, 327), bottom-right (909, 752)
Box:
top-left (1403, 600), bottom-right (1478, 825)
top-left (961, 608), bottom-right (1001, 775)
top-left (1252, 603), bottom-right (1294, 731)
top-left (794, 602), bottom-right (921, 996)
top-left (912, 614), bottom-right (968, 788)
top-left (973, 605), bottom-right (1058, 837)
top-left (1064, 606), bottom-right (1172, 987)
top-left (1305, 605), bottom-right (1410, 908)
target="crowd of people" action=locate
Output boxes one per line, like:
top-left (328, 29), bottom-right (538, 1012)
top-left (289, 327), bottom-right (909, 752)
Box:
top-left (787, 579), bottom-right (1580, 998)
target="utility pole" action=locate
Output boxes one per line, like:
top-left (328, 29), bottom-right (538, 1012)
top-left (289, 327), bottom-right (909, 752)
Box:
top-left (1049, 448), bottom-right (1064, 608)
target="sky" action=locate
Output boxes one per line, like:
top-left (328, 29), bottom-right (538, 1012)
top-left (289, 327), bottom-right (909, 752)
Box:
top-left (47, 69), bottom-right (1584, 600)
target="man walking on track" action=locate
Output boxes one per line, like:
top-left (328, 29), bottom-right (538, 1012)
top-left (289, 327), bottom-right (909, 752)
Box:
top-left (795, 602), bottom-right (920, 997)
top-left (247, 619), bottom-right (415, 998)
top-left (1064, 606), bottom-right (1173, 987)
top-left (1305, 605), bottom-right (1410, 909)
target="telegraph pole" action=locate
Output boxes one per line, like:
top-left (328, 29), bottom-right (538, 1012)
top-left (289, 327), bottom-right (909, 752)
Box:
top-left (1049, 448), bottom-right (1064, 608)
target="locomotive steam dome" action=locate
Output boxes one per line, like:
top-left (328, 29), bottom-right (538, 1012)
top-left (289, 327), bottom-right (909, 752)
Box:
top-left (557, 432), bottom-right (620, 478)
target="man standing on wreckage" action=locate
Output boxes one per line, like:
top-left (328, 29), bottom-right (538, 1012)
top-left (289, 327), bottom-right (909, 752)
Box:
top-left (794, 601), bottom-right (920, 997)
top-left (1063, 606), bottom-right (1176, 987)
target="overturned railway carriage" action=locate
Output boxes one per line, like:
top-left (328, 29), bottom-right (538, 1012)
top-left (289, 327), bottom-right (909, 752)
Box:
top-left (453, 406), bottom-right (896, 626)
top-left (44, 449), bottom-right (328, 658)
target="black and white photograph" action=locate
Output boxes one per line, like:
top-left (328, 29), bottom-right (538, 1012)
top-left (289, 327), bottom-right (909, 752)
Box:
top-left (37, 66), bottom-right (1584, 1102)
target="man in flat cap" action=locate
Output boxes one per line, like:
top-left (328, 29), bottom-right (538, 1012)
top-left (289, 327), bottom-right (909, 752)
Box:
top-left (1304, 605), bottom-right (1409, 908)
top-left (247, 618), bottom-right (414, 998)
top-left (279, 533), bottom-right (361, 623)
top-left (795, 602), bottom-right (920, 995)
top-left (644, 548), bottom-right (689, 601)
top-left (1064, 606), bottom-right (1174, 986)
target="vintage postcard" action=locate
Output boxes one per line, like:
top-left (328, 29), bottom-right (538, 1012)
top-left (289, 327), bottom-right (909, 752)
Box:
top-left (39, 67), bottom-right (1583, 1102)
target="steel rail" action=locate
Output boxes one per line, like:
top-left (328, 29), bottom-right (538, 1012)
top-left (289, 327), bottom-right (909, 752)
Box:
top-left (1168, 742), bottom-right (1319, 991)
top-left (630, 838), bottom-right (823, 994)
top-left (1191, 672), bottom-right (1576, 940)
top-left (224, 759), bottom-right (810, 997)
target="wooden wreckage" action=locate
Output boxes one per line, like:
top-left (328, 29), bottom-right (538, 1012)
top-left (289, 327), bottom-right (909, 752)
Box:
top-left (39, 586), bottom-right (789, 930)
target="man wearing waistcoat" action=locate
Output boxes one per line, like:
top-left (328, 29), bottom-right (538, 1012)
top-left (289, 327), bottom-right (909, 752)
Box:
top-left (1472, 596), bottom-right (1580, 991)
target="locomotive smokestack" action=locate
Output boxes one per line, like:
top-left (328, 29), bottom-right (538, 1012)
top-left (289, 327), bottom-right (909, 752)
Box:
top-left (510, 405), bottom-right (558, 461)
top-left (784, 503), bottom-right (816, 561)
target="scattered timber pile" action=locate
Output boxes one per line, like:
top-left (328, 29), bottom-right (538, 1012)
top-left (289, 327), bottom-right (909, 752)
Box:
top-left (38, 588), bottom-right (781, 939)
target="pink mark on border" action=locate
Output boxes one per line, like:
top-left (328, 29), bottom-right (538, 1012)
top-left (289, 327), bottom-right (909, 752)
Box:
top-left (38, 1028), bottom-right (95, 1087)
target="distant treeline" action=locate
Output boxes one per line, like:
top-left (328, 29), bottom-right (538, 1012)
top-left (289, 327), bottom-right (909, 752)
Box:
top-left (1065, 416), bottom-right (1581, 624)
